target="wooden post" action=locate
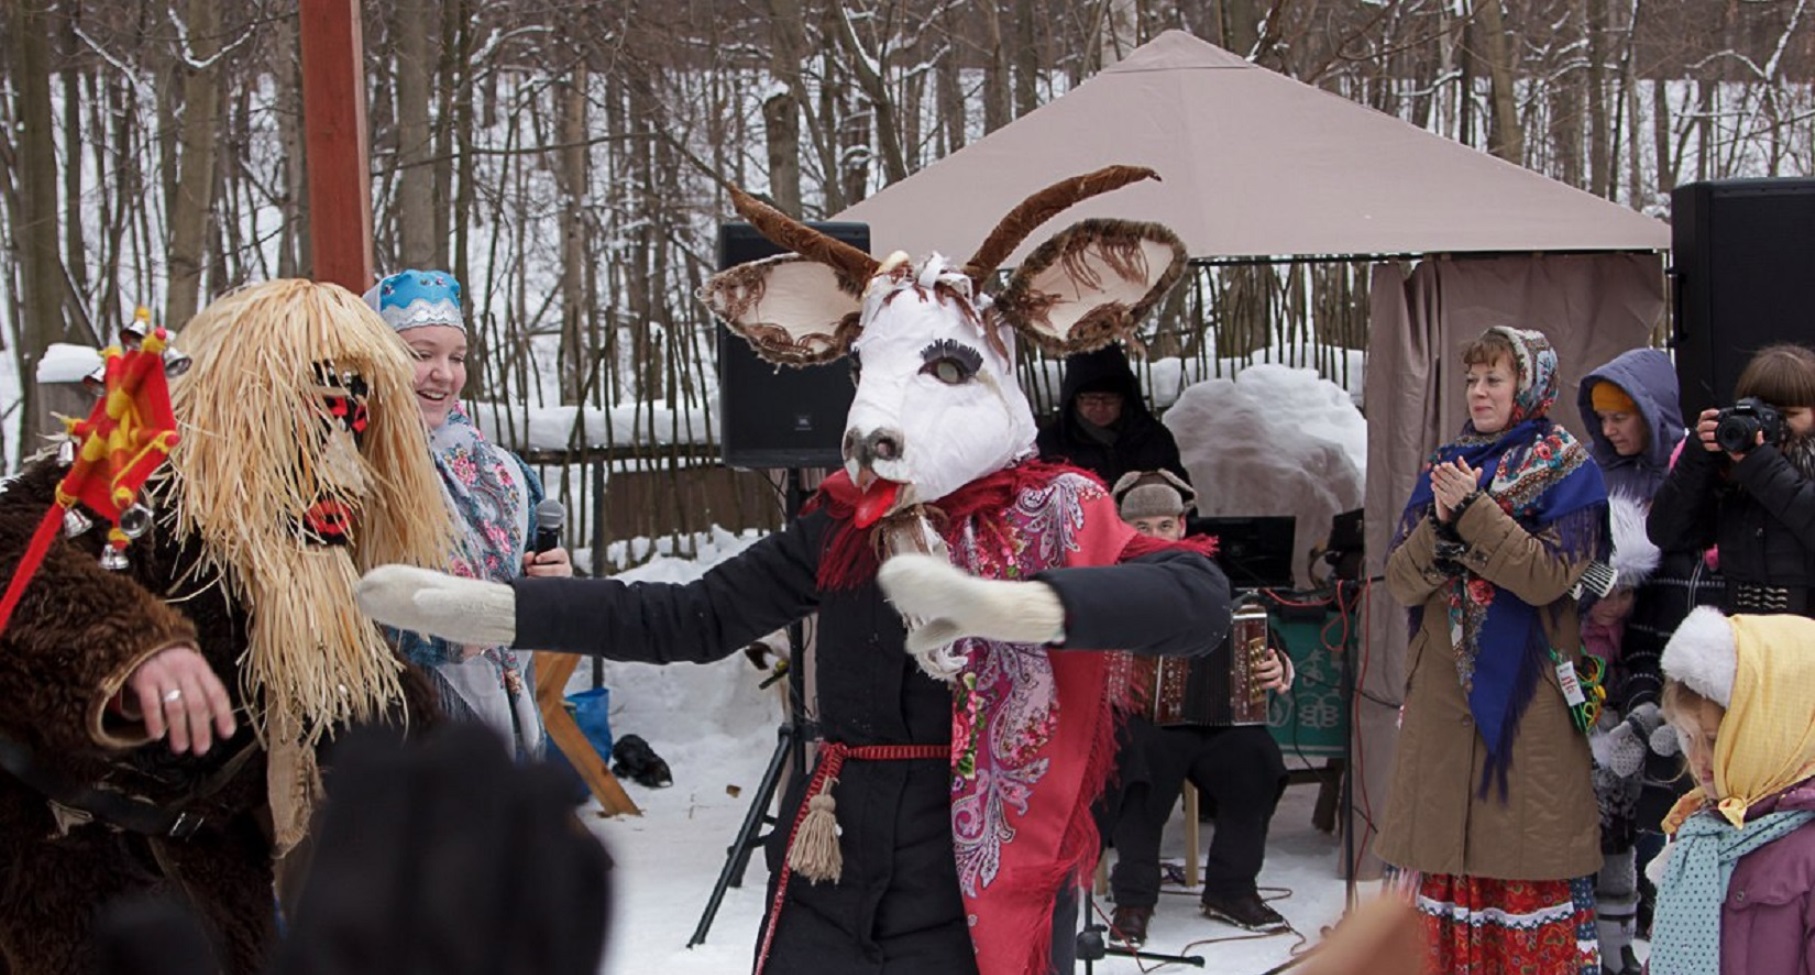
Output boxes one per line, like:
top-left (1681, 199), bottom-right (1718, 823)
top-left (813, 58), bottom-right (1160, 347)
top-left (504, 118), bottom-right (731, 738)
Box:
top-left (297, 0), bottom-right (374, 293)
top-left (535, 652), bottom-right (642, 816)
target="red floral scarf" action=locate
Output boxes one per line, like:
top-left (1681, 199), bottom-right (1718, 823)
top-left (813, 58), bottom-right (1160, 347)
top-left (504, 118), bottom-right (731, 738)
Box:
top-left (811, 460), bottom-right (1152, 975)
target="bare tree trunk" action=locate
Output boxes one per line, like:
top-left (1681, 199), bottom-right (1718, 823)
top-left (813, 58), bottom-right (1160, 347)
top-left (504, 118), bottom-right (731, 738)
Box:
top-left (165, 0), bottom-right (221, 329)
top-left (432, 0), bottom-right (460, 269)
top-left (1473, 0), bottom-right (1524, 163)
top-left (1220, 0), bottom-right (1263, 57)
top-left (1551, 4), bottom-right (1585, 187)
top-left (1652, 77), bottom-right (1674, 197)
top-left (274, 13), bottom-right (306, 277)
top-left (557, 64), bottom-right (589, 402)
top-left (1586, 0), bottom-right (1612, 197)
top-left (1456, 4), bottom-right (1477, 147)
top-left (982, 1), bottom-right (1010, 134)
top-left (763, 0), bottom-right (806, 215)
top-left (395, 0), bottom-right (436, 268)
top-left (450, 0), bottom-right (477, 295)
top-left (936, 22), bottom-right (965, 156)
top-left (1013, 0), bottom-right (1038, 117)
top-left (831, 6), bottom-right (907, 186)
top-left (61, 7), bottom-right (87, 306)
top-left (9, 0), bottom-right (67, 436)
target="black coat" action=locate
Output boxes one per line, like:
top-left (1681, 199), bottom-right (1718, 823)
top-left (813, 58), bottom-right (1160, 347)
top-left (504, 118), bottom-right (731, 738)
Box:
top-left (513, 506), bottom-right (1230, 974)
top-left (1647, 440), bottom-right (1815, 602)
top-left (1035, 346), bottom-right (1188, 488)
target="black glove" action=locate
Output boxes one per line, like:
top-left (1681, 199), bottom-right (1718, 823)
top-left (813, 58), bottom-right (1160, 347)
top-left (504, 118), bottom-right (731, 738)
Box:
top-left (270, 723), bottom-right (612, 975)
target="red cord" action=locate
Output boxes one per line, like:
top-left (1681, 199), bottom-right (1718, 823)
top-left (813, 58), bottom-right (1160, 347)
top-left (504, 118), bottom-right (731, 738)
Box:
top-left (0, 506), bottom-right (66, 639)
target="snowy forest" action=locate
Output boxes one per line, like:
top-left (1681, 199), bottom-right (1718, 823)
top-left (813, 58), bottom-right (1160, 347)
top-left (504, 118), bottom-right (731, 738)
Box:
top-left (2, 0), bottom-right (1812, 541)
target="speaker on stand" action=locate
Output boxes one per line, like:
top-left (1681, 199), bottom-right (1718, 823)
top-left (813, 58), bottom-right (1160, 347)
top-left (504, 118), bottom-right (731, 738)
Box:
top-left (715, 221), bottom-right (868, 471)
top-left (1671, 178), bottom-right (1815, 417)
top-left (689, 220), bottom-right (870, 948)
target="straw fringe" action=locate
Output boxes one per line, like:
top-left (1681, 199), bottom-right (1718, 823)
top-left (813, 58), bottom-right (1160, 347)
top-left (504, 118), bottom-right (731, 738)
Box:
top-left (165, 280), bottom-right (455, 747)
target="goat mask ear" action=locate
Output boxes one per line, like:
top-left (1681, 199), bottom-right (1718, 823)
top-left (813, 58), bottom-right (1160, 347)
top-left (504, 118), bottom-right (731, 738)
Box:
top-left (701, 255), bottom-right (864, 365)
top-left (994, 218), bottom-right (1187, 356)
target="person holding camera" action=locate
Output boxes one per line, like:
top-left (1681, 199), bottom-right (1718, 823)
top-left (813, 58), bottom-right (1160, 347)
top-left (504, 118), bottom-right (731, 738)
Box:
top-left (1648, 343), bottom-right (1815, 618)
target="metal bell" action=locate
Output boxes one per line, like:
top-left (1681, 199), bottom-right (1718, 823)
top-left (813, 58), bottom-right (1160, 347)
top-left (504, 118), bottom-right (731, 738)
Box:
top-left (121, 306), bottom-right (152, 349)
top-left (63, 507), bottom-right (93, 538)
top-left (56, 439), bottom-right (77, 467)
top-left (117, 503), bottom-right (154, 539)
top-left (161, 347), bottom-right (193, 377)
top-left (81, 364), bottom-right (108, 395)
top-left (98, 546), bottom-right (130, 572)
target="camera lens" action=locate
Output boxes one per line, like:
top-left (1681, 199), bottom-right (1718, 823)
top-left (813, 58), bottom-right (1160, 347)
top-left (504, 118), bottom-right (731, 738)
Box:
top-left (1715, 414), bottom-right (1761, 454)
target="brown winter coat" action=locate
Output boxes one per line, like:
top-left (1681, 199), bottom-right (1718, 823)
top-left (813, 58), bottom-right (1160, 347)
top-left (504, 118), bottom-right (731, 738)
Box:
top-left (1375, 495), bottom-right (1602, 881)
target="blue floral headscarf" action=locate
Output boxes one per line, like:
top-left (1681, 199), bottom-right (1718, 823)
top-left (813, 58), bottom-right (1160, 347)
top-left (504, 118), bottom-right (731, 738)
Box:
top-left (1394, 327), bottom-right (1609, 795)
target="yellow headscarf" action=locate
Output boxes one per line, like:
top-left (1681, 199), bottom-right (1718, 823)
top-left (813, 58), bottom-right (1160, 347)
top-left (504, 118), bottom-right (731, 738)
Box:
top-left (1665, 614), bottom-right (1815, 832)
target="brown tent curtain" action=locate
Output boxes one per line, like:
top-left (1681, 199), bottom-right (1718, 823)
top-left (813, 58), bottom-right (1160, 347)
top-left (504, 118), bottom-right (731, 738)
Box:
top-left (1349, 251), bottom-right (1665, 878)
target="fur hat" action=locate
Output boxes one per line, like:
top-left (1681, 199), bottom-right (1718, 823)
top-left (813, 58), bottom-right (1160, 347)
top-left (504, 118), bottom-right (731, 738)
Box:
top-left (363, 270), bottom-right (465, 333)
top-left (1111, 469), bottom-right (1195, 521)
top-left (1660, 606), bottom-right (1737, 708)
top-left (1607, 492), bottom-right (1660, 588)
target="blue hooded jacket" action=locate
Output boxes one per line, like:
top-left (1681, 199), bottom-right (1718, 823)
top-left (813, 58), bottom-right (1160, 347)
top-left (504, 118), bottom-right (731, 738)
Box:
top-left (1576, 348), bottom-right (1685, 499)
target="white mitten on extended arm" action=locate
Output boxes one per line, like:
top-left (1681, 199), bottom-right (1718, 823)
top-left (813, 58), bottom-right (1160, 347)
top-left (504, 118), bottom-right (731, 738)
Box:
top-left (356, 565), bottom-right (518, 647)
top-left (876, 553), bottom-right (1066, 679)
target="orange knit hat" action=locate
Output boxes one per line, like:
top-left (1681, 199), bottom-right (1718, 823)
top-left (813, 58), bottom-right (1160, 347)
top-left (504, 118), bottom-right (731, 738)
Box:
top-left (1591, 380), bottom-right (1637, 414)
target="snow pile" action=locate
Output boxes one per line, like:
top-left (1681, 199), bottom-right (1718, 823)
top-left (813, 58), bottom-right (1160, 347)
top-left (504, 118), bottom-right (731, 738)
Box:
top-left (35, 343), bottom-right (103, 383)
top-left (1165, 364), bottom-right (1366, 587)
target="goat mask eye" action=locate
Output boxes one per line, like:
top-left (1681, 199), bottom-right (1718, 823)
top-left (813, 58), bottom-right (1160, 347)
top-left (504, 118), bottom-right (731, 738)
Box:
top-left (919, 339), bottom-right (983, 385)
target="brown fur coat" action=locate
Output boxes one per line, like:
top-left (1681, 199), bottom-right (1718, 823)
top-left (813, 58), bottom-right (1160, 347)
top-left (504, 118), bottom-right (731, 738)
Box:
top-left (0, 459), bottom-right (434, 974)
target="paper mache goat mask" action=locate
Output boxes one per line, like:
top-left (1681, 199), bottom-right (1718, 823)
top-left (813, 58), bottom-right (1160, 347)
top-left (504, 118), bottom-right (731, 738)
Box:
top-left (701, 165), bottom-right (1186, 520)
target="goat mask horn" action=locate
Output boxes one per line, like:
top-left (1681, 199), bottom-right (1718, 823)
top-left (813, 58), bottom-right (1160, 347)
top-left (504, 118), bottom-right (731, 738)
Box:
top-left (961, 165), bottom-right (1161, 289)
top-left (728, 186), bottom-right (881, 293)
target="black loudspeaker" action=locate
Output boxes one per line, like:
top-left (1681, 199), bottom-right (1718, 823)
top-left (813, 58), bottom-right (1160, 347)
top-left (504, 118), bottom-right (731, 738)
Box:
top-left (1671, 178), bottom-right (1815, 418)
top-left (715, 221), bottom-right (869, 469)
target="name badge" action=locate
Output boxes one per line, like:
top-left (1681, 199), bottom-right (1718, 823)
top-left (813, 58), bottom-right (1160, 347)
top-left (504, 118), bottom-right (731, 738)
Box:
top-left (1555, 659), bottom-right (1586, 707)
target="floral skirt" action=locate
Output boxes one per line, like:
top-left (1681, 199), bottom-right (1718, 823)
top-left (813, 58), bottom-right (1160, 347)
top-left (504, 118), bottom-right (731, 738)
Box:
top-left (1387, 869), bottom-right (1599, 975)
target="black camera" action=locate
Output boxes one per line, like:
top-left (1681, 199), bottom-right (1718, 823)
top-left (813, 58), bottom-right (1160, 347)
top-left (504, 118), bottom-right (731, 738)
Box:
top-left (1714, 397), bottom-right (1785, 454)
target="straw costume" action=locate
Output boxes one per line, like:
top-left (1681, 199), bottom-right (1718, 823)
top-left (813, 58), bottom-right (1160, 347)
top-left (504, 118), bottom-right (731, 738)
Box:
top-left (0, 280), bottom-right (452, 974)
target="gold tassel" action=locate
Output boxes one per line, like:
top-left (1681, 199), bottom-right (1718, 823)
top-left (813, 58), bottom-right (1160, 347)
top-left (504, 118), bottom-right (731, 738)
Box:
top-left (787, 780), bottom-right (843, 884)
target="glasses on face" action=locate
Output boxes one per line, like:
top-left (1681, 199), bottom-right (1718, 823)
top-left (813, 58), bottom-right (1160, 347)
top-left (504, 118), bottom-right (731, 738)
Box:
top-left (1077, 392), bottom-right (1123, 409)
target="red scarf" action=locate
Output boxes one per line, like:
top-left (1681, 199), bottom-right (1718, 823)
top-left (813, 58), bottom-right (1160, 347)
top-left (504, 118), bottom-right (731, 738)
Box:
top-left (808, 460), bottom-right (1200, 974)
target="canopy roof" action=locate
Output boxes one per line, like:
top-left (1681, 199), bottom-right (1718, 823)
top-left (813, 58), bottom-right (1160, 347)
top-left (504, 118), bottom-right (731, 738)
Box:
top-left (836, 31), bottom-right (1668, 263)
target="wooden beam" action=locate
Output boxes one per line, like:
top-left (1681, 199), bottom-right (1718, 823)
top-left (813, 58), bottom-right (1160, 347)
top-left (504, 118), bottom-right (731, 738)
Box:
top-left (535, 652), bottom-right (642, 816)
top-left (298, 0), bottom-right (374, 293)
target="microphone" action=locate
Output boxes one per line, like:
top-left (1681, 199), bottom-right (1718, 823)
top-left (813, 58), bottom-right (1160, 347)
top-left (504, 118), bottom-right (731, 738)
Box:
top-left (533, 499), bottom-right (565, 555)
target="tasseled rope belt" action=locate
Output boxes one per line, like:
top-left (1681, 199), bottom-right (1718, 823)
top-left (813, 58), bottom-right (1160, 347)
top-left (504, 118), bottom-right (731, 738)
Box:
top-left (753, 740), bottom-right (947, 975)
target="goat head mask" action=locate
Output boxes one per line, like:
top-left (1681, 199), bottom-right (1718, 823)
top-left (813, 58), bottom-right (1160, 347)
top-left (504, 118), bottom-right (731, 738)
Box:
top-left (702, 165), bottom-right (1187, 525)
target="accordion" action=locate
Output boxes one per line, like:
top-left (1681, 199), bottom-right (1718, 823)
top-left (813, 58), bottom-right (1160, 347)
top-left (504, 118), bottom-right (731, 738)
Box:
top-left (1142, 604), bottom-right (1271, 727)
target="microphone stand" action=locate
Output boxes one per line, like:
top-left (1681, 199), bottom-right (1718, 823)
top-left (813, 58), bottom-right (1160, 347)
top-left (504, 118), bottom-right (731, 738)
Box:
top-left (1078, 885), bottom-right (1205, 971)
top-left (688, 468), bottom-right (818, 947)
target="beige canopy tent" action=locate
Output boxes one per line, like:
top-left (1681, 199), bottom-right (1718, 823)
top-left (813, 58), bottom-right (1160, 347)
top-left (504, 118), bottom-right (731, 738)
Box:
top-left (837, 30), bottom-right (1667, 261)
top-left (837, 30), bottom-right (1671, 880)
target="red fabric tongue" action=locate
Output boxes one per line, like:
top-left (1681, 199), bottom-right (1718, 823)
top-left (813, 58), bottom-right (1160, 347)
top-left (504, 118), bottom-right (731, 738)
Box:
top-left (853, 480), bottom-right (901, 528)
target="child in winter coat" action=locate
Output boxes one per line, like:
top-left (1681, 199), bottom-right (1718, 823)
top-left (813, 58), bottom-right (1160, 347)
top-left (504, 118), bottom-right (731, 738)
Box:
top-left (1647, 607), bottom-right (1815, 975)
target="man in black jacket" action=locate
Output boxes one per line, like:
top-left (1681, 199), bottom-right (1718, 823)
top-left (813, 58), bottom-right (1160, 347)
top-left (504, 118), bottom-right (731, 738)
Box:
top-left (1037, 345), bottom-right (1189, 488)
